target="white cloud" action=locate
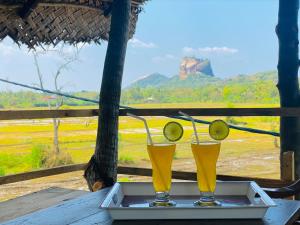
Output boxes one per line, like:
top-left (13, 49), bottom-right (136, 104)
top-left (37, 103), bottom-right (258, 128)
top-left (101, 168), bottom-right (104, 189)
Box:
top-left (183, 46), bottom-right (239, 55)
top-left (182, 47), bottom-right (196, 54)
top-left (129, 38), bottom-right (157, 48)
top-left (152, 54), bottom-right (177, 63)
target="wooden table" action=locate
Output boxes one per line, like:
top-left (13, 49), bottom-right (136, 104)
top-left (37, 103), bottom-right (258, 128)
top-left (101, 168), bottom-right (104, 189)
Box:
top-left (1, 188), bottom-right (300, 225)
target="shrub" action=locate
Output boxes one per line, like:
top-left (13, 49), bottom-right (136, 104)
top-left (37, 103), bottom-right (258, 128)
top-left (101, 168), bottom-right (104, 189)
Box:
top-left (31, 144), bottom-right (73, 168)
top-left (31, 144), bottom-right (47, 169)
top-left (0, 167), bottom-right (5, 176)
top-left (42, 150), bottom-right (73, 168)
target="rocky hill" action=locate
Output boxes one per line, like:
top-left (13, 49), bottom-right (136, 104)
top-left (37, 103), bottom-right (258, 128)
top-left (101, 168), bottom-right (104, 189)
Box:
top-left (179, 57), bottom-right (214, 79)
top-left (127, 57), bottom-right (216, 89)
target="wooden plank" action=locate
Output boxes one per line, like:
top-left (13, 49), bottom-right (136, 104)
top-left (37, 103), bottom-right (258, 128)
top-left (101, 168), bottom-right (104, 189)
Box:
top-left (118, 166), bottom-right (291, 188)
top-left (0, 109), bottom-right (99, 120)
top-left (2, 192), bottom-right (300, 225)
top-left (1, 188), bottom-right (110, 225)
top-left (1, 108), bottom-right (300, 120)
top-left (0, 165), bottom-right (291, 188)
top-left (0, 164), bottom-right (86, 185)
top-left (282, 151), bottom-right (295, 181)
top-left (0, 187), bottom-right (88, 223)
top-left (120, 107), bottom-right (300, 117)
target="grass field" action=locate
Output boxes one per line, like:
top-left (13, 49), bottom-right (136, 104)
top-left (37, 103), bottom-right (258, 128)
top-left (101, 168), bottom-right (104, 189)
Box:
top-left (0, 102), bottom-right (281, 179)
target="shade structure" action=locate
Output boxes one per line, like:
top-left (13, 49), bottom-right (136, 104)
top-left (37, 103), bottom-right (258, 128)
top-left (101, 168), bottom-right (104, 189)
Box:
top-left (0, 0), bottom-right (146, 48)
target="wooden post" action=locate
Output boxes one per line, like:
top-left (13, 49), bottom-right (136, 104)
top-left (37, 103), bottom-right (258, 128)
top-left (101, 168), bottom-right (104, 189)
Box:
top-left (282, 151), bottom-right (295, 182)
top-left (276, 0), bottom-right (300, 192)
top-left (84, 0), bottom-right (131, 190)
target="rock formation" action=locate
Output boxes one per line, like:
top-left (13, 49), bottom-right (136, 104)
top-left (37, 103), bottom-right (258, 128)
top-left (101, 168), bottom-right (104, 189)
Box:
top-left (179, 57), bottom-right (214, 79)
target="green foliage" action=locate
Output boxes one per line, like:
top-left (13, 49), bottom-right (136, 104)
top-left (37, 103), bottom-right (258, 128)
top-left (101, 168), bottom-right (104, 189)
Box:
top-left (0, 167), bottom-right (5, 176)
top-left (0, 153), bottom-right (32, 175)
top-left (31, 144), bottom-right (47, 169)
top-left (118, 177), bottom-right (132, 182)
top-left (121, 71), bottom-right (279, 104)
top-left (118, 153), bottom-right (134, 164)
top-left (0, 91), bottom-right (98, 108)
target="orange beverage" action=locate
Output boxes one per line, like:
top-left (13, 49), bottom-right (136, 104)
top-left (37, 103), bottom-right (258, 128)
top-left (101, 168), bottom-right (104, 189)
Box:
top-left (147, 143), bottom-right (176, 192)
top-left (191, 142), bottom-right (220, 192)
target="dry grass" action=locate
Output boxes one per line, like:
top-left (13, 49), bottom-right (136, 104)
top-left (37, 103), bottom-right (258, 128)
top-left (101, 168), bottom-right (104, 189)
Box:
top-left (0, 103), bottom-right (280, 179)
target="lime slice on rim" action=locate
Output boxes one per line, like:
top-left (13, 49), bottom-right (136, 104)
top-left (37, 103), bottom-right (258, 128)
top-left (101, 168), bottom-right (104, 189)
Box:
top-left (209, 120), bottom-right (229, 141)
top-left (163, 121), bottom-right (184, 142)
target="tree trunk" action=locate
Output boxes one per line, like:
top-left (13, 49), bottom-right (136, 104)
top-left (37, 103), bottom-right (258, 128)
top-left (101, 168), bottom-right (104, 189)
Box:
top-left (277, 0), bottom-right (300, 181)
top-left (53, 118), bottom-right (60, 155)
top-left (84, 0), bottom-right (131, 191)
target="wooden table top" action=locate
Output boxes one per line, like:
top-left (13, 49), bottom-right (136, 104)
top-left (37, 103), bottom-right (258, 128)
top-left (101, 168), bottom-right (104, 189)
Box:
top-left (1, 188), bottom-right (300, 225)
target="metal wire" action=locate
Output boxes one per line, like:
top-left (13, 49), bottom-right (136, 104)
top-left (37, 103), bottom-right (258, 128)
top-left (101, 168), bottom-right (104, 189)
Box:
top-left (0, 78), bottom-right (280, 137)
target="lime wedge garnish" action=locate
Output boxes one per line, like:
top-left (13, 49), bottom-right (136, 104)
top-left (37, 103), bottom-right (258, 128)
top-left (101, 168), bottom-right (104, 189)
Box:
top-left (209, 120), bottom-right (229, 141)
top-left (163, 121), bottom-right (184, 142)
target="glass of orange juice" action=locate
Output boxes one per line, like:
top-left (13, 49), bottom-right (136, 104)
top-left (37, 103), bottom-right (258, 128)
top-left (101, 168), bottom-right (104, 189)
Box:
top-left (147, 135), bottom-right (176, 207)
top-left (191, 133), bottom-right (221, 206)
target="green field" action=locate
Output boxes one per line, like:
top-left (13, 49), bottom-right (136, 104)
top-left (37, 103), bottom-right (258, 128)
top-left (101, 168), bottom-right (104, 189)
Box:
top-left (0, 102), bottom-right (280, 179)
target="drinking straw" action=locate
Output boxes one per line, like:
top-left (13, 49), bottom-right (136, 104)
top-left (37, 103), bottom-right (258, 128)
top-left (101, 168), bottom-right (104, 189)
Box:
top-left (179, 111), bottom-right (200, 144)
top-left (179, 111), bottom-right (213, 194)
top-left (127, 113), bottom-right (153, 145)
top-left (127, 113), bottom-right (169, 191)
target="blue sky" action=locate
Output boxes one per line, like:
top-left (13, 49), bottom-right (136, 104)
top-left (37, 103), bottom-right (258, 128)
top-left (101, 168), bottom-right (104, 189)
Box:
top-left (0, 0), bottom-right (279, 91)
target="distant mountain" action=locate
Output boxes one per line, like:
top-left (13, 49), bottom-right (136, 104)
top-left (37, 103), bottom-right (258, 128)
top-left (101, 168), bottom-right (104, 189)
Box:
top-left (128, 73), bottom-right (168, 88)
top-left (121, 71), bottom-right (279, 104)
top-left (165, 73), bottom-right (220, 88)
top-left (128, 72), bottom-right (221, 89)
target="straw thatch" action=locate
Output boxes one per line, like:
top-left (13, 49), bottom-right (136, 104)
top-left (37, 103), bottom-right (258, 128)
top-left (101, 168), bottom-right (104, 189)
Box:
top-left (0, 0), bottom-right (146, 48)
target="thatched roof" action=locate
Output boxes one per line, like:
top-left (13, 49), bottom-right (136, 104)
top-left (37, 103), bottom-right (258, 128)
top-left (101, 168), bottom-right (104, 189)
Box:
top-left (0, 0), bottom-right (146, 48)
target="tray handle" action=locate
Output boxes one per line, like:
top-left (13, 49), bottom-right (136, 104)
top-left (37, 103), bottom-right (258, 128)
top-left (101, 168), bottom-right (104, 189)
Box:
top-left (100, 183), bottom-right (121, 208)
top-left (250, 182), bottom-right (276, 207)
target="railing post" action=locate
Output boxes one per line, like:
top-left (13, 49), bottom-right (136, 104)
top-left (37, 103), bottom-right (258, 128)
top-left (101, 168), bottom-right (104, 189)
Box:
top-left (281, 151), bottom-right (295, 182)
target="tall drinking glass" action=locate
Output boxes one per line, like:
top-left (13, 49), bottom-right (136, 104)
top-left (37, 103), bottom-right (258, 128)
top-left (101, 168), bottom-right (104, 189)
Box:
top-left (191, 133), bottom-right (221, 206)
top-left (147, 135), bottom-right (176, 207)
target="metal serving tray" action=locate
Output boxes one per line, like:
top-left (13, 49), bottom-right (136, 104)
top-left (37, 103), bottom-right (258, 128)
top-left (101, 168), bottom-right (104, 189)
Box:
top-left (100, 182), bottom-right (276, 220)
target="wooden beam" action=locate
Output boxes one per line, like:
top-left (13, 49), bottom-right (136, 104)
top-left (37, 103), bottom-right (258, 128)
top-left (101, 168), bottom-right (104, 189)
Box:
top-left (0, 164), bottom-right (291, 188)
top-left (117, 166), bottom-right (291, 188)
top-left (18, 0), bottom-right (40, 19)
top-left (0, 109), bottom-right (99, 120)
top-left (0, 164), bottom-right (86, 185)
top-left (0, 1), bottom-right (142, 10)
top-left (120, 107), bottom-right (300, 117)
top-left (1, 108), bottom-right (300, 120)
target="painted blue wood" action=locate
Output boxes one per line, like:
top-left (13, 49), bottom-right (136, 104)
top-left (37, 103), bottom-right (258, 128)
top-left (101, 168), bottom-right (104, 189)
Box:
top-left (0, 188), bottom-right (110, 225)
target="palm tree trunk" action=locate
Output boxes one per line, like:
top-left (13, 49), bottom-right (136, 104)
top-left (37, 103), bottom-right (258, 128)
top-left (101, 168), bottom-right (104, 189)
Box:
top-left (84, 0), bottom-right (131, 191)
top-left (277, 0), bottom-right (300, 182)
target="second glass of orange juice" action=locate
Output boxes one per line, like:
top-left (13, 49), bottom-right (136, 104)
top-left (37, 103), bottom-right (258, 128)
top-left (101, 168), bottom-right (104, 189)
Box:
top-left (147, 135), bottom-right (176, 207)
top-left (191, 133), bottom-right (221, 206)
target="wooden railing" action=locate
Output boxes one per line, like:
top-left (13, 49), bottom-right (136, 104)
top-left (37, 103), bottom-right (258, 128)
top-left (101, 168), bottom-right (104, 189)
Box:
top-left (0, 108), bottom-right (299, 188)
top-left (0, 164), bottom-right (292, 188)
top-left (1, 107), bottom-right (300, 120)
